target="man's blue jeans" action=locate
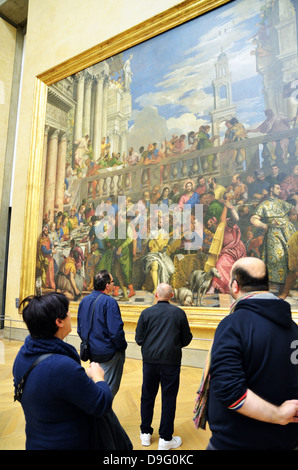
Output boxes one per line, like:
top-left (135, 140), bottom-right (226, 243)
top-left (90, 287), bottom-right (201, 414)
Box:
top-left (140, 362), bottom-right (180, 441)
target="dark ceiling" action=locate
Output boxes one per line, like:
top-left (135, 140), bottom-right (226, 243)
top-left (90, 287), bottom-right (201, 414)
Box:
top-left (0, 0), bottom-right (28, 29)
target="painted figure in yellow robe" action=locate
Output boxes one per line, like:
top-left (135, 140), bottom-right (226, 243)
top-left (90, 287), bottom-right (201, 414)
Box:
top-left (224, 118), bottom-right (248, 166)
top-left (56, 252), bottom-right (81, 301)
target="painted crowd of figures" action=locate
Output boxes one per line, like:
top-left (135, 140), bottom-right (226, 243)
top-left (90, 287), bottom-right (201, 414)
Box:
top-left (36, 150), bottom-right (298, 304)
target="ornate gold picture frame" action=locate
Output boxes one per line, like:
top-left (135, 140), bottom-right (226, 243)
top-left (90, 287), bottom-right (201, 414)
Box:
top-left (20, 0), bottom-right (298, 321)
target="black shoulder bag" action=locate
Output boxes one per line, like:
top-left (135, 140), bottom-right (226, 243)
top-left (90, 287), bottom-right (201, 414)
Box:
top-left (80, 293), bottom-right (102, 362)
top-left (14, 353), bottom-right (53, 403)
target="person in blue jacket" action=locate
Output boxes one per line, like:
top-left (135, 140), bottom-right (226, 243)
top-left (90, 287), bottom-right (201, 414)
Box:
top-left (77, 270), bottom-right (127, 398)
top-left (207, 257), bottom-right (298, 450)
top-left (13, 292), bottom-right (112, 450)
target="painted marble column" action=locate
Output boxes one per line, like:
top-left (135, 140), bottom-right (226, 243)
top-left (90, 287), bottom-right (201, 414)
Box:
top-left (83, 76), bottom-right (92, 136)
top-left (120, 131), bottom-right (128, 161)
top-left (44, 129), bottom-right (59, 222)
top-left (101, 76), bottom-right (109, 143)
top-left (74, 71), bottom-right (85, 142)
top-left (55, 132), bottom-right (67, 213)
top-left (40, 125), bottom-right (50, 228)
top-left (93, 74), bottom-right (104, 161)
top-left (90, 80), bottom-right (96, 144)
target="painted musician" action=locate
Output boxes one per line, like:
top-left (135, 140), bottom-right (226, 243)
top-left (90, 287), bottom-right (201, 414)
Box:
top-left (141, 212), bottom-right (180, 293)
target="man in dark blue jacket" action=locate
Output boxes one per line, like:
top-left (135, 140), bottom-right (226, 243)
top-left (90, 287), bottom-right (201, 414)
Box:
top-left (78, 270), bottom-right (127, 397)
top-left (207, 257), bottom-right (298, 450)
top-left (135, 283), bottom-right (192, 450)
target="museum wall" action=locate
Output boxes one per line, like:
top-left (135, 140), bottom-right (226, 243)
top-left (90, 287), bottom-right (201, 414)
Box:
top-left (4, 0), bottom-right (184, 327)
top-left (0, 18), bottom-right (16, 209)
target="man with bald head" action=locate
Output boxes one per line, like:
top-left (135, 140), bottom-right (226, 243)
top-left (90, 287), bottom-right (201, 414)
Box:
top-left (135, 283), bottom-right (192, 450)
top-left (206, 257), bottom-right (298, 450)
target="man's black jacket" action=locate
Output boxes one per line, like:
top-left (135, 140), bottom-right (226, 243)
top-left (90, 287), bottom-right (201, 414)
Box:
top-left (135, 300), bottom-right (192, 365)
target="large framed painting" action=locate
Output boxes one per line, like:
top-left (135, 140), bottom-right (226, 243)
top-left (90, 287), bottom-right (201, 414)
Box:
top-left (21, 0), bottom-right (298, 314)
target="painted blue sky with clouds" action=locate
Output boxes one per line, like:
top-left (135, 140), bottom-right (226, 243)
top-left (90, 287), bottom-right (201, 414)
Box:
top-left (120, 0), bottom-right (292, 149)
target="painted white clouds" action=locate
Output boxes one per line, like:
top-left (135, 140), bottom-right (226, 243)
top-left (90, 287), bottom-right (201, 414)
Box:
top-left (128, 0), bottom-right (265, 148)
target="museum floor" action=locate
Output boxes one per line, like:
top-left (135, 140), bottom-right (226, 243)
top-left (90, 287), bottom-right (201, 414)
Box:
top-left (0, 335), bottom-right (211, 451)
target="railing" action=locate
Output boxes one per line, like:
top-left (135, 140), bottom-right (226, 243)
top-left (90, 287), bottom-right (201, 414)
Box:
top-left (0, 315), bottom-right (213, 348)
top-left (0, 315), bottom-right (80, 344)
top-left (69, 127), bottom-right (298, 203)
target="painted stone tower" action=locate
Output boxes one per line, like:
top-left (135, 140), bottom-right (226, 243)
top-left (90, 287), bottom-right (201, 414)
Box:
top-left (210, 49), bottom-right (237, 144)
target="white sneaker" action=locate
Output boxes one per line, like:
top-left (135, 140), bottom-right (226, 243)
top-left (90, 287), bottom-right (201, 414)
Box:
top-left (158, 436), bottom-right (182, 450)
top-left (140, 432), bottom-right (151, 446)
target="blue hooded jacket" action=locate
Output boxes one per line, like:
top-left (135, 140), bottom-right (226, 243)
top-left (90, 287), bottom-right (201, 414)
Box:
top-left (208, 295), bottom-right (298, 450)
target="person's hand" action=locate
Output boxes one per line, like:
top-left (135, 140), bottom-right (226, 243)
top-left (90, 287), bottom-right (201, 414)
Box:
top-left (86, 362), bottom-right (105, 383)
top-left (278, 400), bottom-right (298, 425)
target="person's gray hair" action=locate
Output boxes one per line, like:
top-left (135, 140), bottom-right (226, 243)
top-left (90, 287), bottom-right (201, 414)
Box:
top-left (156, 283), bottom-right (173, 300)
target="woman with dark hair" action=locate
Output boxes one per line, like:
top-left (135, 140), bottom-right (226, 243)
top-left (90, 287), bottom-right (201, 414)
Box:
top-left (13, 292), bottom-right (112, 450)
